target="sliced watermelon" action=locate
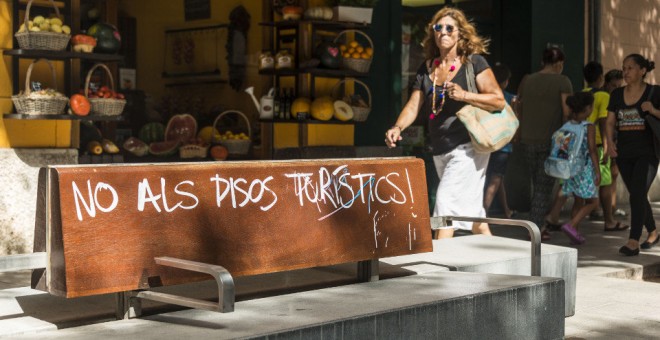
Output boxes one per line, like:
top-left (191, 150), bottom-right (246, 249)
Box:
top-left (148, 140), bottom-right (180, 156)
top-left (165, 114), bottom-right (198, 143)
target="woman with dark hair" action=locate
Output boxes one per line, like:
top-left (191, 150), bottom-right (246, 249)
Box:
top-left (606, 54), bottom-right (660, 256)
top-left (517, 47), bottom-right (573, 240)
top-left (385, 7), bottom-right (504, 238)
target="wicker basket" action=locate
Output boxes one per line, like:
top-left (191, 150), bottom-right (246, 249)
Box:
top-left (331, 78), bottom-right (372, 122)
top-left (179, 144), bottom-right (209, 158)
top-left (212, 110), bottom-right (252, 155)
top-left (14, 0), bottom-right (70, 51)
top-left (334, 30), bottom-right (373, 73)
top-left (85, 63), bottom-right (126, 116)
top-left (11, 59), bottom-right (68, 115)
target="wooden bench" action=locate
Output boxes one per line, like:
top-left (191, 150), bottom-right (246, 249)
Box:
top-left (30, 157), bottom-right (434, 318)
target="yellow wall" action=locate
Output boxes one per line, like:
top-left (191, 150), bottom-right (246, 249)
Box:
top-left (0, 0), bottom-right (73, 148)
top-left (0, 0), bottom-right (353, 149)
top-left (119, 0), bottom-right (265, 122)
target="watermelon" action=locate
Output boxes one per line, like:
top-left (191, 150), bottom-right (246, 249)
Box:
top-left (139, 122), bottom-right (165, 144)
top-left (317, 41), bottom-right (342, 69)
top-left (148, 140), bottom-right (180, 156)
top-left (122, 137), bottom-right (149, 157)
top-left (87, 22), bottom-right (121, 54)
top-left (165, 114), bottom-right (198, 143)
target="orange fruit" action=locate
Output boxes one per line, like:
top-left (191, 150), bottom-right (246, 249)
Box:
top-left (69, 94), bottom-right (91, 116)
top-left (210, 145), bottom-right (229, 160)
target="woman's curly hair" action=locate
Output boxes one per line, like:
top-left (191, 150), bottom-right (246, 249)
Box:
top-left (422, 7), bottom-right (489, 63)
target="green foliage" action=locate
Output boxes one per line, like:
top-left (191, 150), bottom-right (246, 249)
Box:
top-left (330, 0), bottom-right (379, 8)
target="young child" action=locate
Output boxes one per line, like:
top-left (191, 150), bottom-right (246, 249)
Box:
top-left (550, 91), bottom-right (601, 244)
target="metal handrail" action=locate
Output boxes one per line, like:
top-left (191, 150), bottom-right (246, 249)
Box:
top-left (431, 216), bottom-right (541, 276)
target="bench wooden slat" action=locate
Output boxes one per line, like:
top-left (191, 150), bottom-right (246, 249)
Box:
top-left (33, 157), bottom-right (432, 298)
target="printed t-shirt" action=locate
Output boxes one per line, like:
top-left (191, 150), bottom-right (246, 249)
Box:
top-left (518, 72), bottom-right (573, 145)
top-left (607, 85), bottom-right (660, 158)
top-left (411, 54), bottom-right (490, 155)
top-left (582, 87), bottom-right (610, 145)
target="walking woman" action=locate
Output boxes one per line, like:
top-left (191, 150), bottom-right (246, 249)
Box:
top-left (516, 47), bottom-right (572, 240)
top-left (385, 7), bottom-right (504, 238)
top-left (606, 54), bottom-right (659, 256)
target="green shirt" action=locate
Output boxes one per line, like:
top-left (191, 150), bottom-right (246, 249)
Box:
top-left (519, 72), bottom-right (573, 145)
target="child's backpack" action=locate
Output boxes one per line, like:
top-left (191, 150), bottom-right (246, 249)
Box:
top-left (544, 121), bottom-right (589, 179)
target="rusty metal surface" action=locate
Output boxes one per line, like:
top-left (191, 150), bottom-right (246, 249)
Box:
top-left (41, 158), bottom-right (432, 297)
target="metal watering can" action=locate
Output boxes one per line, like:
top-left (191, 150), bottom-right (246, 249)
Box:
top-left (245, 87), bottom-right (274, 119)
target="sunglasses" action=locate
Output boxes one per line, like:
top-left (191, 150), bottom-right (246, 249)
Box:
top-left (433, 24), bottom-right (456, 34)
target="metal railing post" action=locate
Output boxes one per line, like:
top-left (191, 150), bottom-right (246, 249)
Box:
top-left (431, 216), bottom-right (542, 276)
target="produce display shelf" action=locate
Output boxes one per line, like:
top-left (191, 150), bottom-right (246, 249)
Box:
top-left (259, 20), bottom-right (369, 29)
top-left (258, 68), bottom-right (367, 77)
top-left (260, 118), bottom-right (356, 125)
top-left (3, 49), bottom-right (123, 62)
top-left (3, 113), bottom-right (123, 121)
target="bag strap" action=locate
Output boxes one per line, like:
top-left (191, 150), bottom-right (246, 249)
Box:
top-left (647, 85), bottom-right (655, 102)
top-left (465, 55), bottom-right (478, 94)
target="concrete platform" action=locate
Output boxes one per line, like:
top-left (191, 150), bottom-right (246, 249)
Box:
top-left (425, 235), bottom-right (576, 316)
top-left (0, 235), bottom-right (569, 339)
top-left (8, 271), bottom-right (565, 340)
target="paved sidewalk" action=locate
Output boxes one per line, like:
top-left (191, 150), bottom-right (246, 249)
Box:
top-left (1, 203), bottom-right (660, 339)
top-left (490, 202), bottom-right (660, 339)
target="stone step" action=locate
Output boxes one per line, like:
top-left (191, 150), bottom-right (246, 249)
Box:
top-left (8, 271), bottom-right (565, 340)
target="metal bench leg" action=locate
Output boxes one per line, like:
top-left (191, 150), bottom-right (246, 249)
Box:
top-left (116, 290), bottom-right (142, 320)
top-left (122, 257), bottom-right (234, 319)
top-left (357, 259), bottom-right (379, 282)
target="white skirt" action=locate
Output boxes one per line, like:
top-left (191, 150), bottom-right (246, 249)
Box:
top-left (432, 142), bottom-right (490, 230)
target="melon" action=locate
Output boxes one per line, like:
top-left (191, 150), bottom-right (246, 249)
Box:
top-left (165, 113), bottom-right (198, 143)
top-left (148, 140), bottom-right (180, 156)
top-left (291, 97), bottom-right (311, 119)
top-left (197, 126), bottom-right (221, 144)
top-left (333, 100), bottom-right (354, 121)
top-left (123, 137), bottom-right (149, 157)
top-left (139, 122), bottom-right (165, 144)
top-left (310, 96), bottom-right (334, 121)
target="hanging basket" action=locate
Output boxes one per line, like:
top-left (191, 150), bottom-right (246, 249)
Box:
top-left (84, 63), bottom-right (126, 116)
top-left (331, 78), bottom-right (372, 122)
top-left (333, 29), bottom-right (373, 73)
top-left (11, 59), bottom-right (68, 115)
top-left (211, 110), bottom-right (252, 155)
top-left (14, 0), bottom-right (70, 51)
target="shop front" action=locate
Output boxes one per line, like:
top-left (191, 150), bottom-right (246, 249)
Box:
top-left (1, 0), bottom-right (597, 255)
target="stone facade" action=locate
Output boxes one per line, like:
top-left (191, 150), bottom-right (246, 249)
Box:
top-left (0, 149), bottom-right (77, 255)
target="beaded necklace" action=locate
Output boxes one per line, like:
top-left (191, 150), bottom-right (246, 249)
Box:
top-left (430, 57), bottom-right (459, 120)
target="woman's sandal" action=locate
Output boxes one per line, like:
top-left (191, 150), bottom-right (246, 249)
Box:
top-left (544, 220), bottom-right (562, 231)
top-left (603, 222), bottom-right (630, 232)
top-left (541, 229), bottom-right (552, 241)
